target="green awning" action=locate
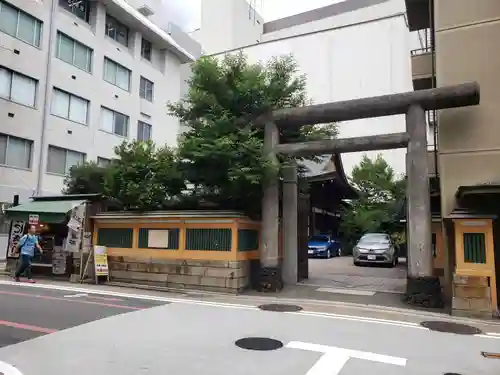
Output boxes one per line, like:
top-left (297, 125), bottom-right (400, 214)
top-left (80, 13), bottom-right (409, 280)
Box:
top-left (5, 200), bottom-right (86, 224)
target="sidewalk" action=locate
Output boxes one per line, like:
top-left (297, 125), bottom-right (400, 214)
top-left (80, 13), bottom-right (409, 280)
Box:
top-left (1, 275), bottom-right (499, 334)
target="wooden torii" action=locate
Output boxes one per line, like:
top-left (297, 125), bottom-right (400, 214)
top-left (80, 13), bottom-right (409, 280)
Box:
top-left (254, 82), bottom-right (480, 308)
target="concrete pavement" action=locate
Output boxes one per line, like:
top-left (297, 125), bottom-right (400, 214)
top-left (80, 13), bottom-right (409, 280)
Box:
top-left (0, 282), bottom-right (168, 348)
top-left (0, 280), bottom-right (500, 375)
top-left (304, 256), bottom-right (407, 293)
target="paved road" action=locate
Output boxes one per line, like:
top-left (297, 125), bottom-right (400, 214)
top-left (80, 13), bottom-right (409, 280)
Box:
top-left (0, 282), bottom-right (168, 348)
top-left (304, 256), bottom-right (407, 293)
top-left (0, 281), bottom-right (499, 375)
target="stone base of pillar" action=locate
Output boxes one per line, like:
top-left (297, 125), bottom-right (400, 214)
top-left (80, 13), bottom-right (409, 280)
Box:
top-left (256, 266), bottom-right (283, 292)
top-left (403, 276), bottom-right (444, 308)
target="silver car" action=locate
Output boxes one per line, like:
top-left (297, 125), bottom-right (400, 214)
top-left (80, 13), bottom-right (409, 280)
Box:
top-left (353, 233), bottom-right (398, 267)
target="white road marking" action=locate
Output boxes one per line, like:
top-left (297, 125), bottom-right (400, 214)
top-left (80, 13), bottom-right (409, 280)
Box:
top-left (477, 334), bottom-right (500, 340)
top-left (63, 293), bottom-right (88, 298)
top-left (0, 279), bottom-right (499, 339)
top-left (285, 311), bottom-right (427, 330)
top-left (0, 360), bottom-right (24, 375)
top-left (304, 351), bottom-right (349, 375)
top-left (286, 341), bottom-right (406, 375)
top-left (315, 287), bottom-right (376, 296)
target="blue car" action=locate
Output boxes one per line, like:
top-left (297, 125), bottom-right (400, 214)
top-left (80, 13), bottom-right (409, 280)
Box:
top-left (307, 235), bottom-right (342, 258)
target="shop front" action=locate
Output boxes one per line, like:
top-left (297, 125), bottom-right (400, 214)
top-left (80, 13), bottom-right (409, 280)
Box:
top-left (4, 194), bottom-right (102, 278)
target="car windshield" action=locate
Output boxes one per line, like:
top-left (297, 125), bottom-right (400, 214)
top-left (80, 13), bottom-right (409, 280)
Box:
top-left (310, 235), bottom-right (329, 242)
top-left (359, 234), bottom-right (389, 244)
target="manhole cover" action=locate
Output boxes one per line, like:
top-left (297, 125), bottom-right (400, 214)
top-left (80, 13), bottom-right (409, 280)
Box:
top-left (420, 321), bottom-right (482, 335)
top-left (235, 337), bottom-right (284, 351)
top-left (258, 304), bottom-right (303, 312)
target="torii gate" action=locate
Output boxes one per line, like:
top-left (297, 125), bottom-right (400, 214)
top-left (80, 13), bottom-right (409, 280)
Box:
top-left (254, 82), bottom-right (480, 308)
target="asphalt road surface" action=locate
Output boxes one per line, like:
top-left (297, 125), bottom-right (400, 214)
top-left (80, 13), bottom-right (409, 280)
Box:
top-left (0, 282), bottom-right (168, 348)
top-left (0, 281), bottom-right (499, 375)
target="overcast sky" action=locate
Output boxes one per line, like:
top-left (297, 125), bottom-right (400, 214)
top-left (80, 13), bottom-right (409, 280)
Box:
top-left (161, 0), bottom-right (343, 31)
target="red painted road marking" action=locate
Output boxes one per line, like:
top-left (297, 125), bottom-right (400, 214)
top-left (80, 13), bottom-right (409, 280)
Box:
top-left (0, 320), bottom-right (57, 334)
top-left (86, 295), bottom-right (124, 302)
top-left (0, 290), bottom-right (143, 310)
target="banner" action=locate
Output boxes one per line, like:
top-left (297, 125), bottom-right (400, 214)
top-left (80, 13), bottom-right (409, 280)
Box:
top-left (7, 221), bottom-right (25, 258)
top-left (65, 203), bottom-right (86, 253)
top-left (93, 245), bottom-right (109, 276)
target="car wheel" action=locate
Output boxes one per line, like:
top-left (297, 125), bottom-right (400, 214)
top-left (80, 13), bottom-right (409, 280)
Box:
top-left (326, 249), bottom-right (331, 258)
top-left (337, 248), bottom-right (341, 257)
top-left (353, 260), bottom-right (360, 266)
top-left (389, 257), bottom-right (396, 268)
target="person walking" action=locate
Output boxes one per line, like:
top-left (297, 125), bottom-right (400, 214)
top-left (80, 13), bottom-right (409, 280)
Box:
top-left (13, 225), bottom-right (43, 283)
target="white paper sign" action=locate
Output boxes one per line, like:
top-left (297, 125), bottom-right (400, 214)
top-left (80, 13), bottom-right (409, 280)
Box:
top-left (147, 230), bottom-right (169, 248)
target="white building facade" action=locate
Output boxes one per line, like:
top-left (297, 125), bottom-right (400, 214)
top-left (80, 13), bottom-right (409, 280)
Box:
top-left (0, 0), bottom-right (194, 205)
top-left (190, 0), bottom-right (415, 176)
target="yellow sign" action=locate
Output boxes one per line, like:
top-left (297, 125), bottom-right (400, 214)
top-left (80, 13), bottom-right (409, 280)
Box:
top-left (93, 245), bottom-right (109, 276)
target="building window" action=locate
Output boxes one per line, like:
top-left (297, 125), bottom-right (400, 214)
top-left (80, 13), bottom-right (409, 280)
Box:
top-left (141, 38), bottom-right (152, 61)
top-left (139, 77), bottom-right (153, 101)
top-left (0, 133), bottom-right (32, 169)
top-left (59, 0), bottom-right (90, 23)
top-left (0, 0), bottom-right (42, 47)
top-left (97, 157), bottom-right (111, 167)
top-left (105, 14), bottom-right (129, 46)
top-left (56, 32), bottom-right (92, 73)
top-left (47, 145), bottom-right (85, 175)
top-left (51, 88), bottom-right (89, 124)
top-left (103, 58), bottom-right (131, 91)
top-left (137, 121), bottom-right (152, 141)
top-left (100, 107), bottom-right (129, 137)
top-left (0, 66), bottom-right (37, 107)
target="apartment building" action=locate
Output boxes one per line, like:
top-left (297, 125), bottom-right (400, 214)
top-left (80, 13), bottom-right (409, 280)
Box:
top-left (406, 0), bottom-right (500, 317)
top-left (0, 0), bottom-right (194, 206)
top-left (188, 0), bottom-right (413, 176)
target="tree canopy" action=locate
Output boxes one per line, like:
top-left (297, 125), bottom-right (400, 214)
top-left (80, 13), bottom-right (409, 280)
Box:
top-left (64, 53), bottom-right (338, 215)
top-left (340, 154), bottom-right (406, 249)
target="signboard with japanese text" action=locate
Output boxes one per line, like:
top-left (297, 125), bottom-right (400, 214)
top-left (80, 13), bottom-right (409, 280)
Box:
top-left (7, 221), bottom-right (26, 258)
top-left (28, 214), bottom-right (39, 225)
top-left (93, 245), bottom-right (109, 277)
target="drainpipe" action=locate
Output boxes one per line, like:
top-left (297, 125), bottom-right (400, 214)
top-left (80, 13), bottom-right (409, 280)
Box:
top-left (35, 0), bottom-right (58, 196)
top-left (429, 0), bottom-right (438, 177)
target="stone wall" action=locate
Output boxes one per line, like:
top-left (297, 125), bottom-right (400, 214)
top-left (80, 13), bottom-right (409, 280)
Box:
top-left (451, 274), bottom-right (492, 318)
top-left (106, 256), bottom-right (251, 293)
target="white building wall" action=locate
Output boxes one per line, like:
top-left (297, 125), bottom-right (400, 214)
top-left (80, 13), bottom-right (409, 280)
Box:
top-left (262, 0), bottom-right (405, 42)
top-left (210, 13), bottom-right (412, 176)
top-left (191, 0), bottom-right (264, 55)
top-left (0, 0), bottom-right (188, 202)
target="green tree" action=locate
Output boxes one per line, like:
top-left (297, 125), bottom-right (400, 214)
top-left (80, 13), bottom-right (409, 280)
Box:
top-left (340, 154), bottom-right (405, 249)
top-left (63, 140), bottom-right (185, 211)
top-left (168, 52), bottom-right (338, 215)
top-left (63, 161), bottom-right (110, 195)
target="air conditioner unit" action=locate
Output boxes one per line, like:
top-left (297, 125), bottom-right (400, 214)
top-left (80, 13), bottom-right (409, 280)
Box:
top-left (137, 4), bottom-right (154, 17)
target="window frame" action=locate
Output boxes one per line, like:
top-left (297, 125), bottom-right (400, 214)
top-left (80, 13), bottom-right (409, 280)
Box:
top-left (100, 107), bottom-right (129, 138)
top-left (0, 66), bottom-right (37, 107)
top-left (103, 57), bottom-right (131, 91)
top-left (0, 0), bottom-right (42, 47)
top-left (139, 76), bottom-right (154, 102)
top-left (105, 13), bottom-right (129, 47)
top-left (58, 0), bottom-right (91, 23)
top-left (141, 38), bottom-right (152, 61)
top-left (46, 145), bottom-right (85, 175)
top-left (0, 133), bottom-right (33, 170)
top-left (137, 121), bottom-right (152, 141)
top-left (51, 87), bottom-right (89, 125)
top-left (55, 32), bottom-right (93, 73)
top-left (97, 157), bottom-right (111, 167)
